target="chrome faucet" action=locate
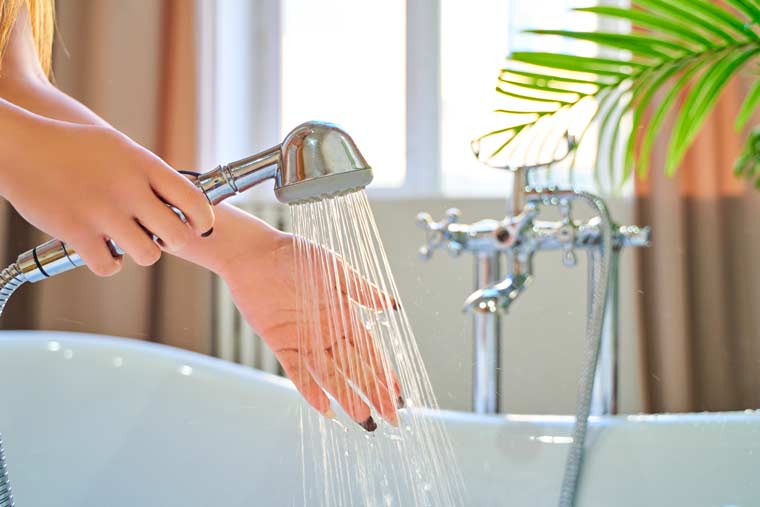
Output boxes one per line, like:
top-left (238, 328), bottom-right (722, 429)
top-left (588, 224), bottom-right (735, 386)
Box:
top-left (416, 165), bottom-right (650, 415)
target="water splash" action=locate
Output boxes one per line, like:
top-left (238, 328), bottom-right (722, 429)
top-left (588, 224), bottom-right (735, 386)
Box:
top-left (291, 190), bottom-right (466, 506)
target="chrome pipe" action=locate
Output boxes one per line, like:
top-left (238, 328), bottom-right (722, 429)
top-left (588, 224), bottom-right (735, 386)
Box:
top-left (195, 146), bottom-right (280, 205)
top-left (472, 251), bottom-right (501, 414)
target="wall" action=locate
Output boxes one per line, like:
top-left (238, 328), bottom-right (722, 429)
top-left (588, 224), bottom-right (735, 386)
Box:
top-left (369, 197), bottom-right (644, 415)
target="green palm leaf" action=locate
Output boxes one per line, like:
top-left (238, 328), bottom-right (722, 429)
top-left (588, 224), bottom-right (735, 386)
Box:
top-left (480, 0), bottom-right (760, 190)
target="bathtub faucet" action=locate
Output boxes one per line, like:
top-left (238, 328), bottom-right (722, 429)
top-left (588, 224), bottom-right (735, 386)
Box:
top-left (416, 166), bottom-right (650, 415)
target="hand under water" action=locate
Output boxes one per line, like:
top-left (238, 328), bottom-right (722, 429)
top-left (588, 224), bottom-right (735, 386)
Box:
top-left (220, 231), bottom-right (402, 432)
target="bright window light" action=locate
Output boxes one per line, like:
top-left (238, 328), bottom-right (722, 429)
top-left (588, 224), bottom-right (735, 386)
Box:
top-left (441, 0), bottom-right (605, 196)
top-left (280, 0), bottom-right (407, 188)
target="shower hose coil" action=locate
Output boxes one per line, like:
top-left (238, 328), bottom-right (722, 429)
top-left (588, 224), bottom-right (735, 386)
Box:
top-left (0, 265), bottom-right (22, 506)
top-left (0, 263), bottom-right (25, 319)
top-left (0, 434), bottom-right (13, 507)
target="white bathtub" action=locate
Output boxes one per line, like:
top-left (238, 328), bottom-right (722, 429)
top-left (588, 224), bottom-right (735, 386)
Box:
top-left (0, 331), bottom-right (757, 506)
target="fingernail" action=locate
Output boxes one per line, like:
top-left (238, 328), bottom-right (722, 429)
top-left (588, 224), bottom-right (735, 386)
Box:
top-left (359, 416), bottom-right (377, 432)
top-left (201, 227), bottom-right (214, 238)
top-left (397, 396), bottom-right (405, 409)
top-left (391, 300), bottom-right (399, 311)
top-left (324, 408), bottom-right (336, 419)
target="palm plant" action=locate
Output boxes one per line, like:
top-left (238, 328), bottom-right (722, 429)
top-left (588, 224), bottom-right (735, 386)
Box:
top-left (476, 0), bottom-right (760, 190)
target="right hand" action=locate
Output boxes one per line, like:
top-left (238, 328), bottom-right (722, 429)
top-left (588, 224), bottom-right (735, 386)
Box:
top-left (1, 122), bottom-right (215, 276)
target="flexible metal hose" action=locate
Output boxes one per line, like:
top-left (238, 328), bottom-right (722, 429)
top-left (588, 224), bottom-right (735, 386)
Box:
top-left (0, 434), bottom-right (13, 507)
top-left (0, 264), bottom-right (23, 507)
top-left (0, 264), bottom-right (25, 319)
top-left (557, 192), bottom-right (613, 507)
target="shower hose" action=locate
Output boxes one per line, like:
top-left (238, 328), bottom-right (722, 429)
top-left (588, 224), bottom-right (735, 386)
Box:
top-left (0, 264), bottom-right (24, 507)
top-left (0, 434), bottom-right (12, 507)
top-left (557, 191), bottom-right (614, 507)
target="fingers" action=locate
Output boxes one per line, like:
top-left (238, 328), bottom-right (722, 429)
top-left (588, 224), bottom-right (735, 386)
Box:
top-left (108, 219), bottom-right (162, 267)
top-left (69, 233), bottom-right (124, 277)
top-left (331, 294), bottom-right (403, 401)
top-left (278, 349), bottom-right (332, 416)
top-left (336, 260), bottom-right (397, 311)
top-left (328, 339), bottom-right (398, 426)
top-left (149, 168), bottom-right (214, 236)
top-left (137, 199), bottom-right (193, 252)
top-left (309, 353), bottom-right (375, 431)
top-left (344, 323), bottom-right (402, 401)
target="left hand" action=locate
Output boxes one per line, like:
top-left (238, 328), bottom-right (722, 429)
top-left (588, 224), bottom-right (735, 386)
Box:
top-left (221, 230), bottom-right (402, 431)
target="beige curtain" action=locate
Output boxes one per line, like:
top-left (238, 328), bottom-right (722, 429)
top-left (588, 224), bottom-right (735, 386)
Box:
top-left (636, 76), bottom-right (760, 412)
top-left (1, 0), bottom-right (213, 354)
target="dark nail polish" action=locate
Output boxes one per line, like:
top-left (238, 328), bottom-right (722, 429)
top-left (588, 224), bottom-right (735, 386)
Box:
top-left (397, 396), bottom-right (405, 409)
top-left (391, 300), bottom-right (399, 311)
top-left (201, 227), bottom-right (214, 238)
top-left (359, 416), bottom-right (377, 432)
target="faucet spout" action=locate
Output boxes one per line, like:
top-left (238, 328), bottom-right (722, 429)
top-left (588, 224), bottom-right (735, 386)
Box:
top-left (463, 273), bottom-right (532, 314)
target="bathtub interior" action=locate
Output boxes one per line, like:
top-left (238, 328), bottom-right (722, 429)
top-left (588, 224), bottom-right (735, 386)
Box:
top-left (0, 331), bottom-right (759, 507)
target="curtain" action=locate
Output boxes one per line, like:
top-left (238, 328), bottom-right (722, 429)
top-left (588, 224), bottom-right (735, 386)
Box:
top-left (0, 0), bottom-right (213, 354)
top-left (636, 76), bottom-right (760, 412)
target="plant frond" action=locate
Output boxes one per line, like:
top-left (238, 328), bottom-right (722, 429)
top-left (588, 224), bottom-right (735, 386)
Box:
top-left (635, 0), bottom-right (739, 44)
top-left (499, 68), bottom-right (610, 86)
top-left (480, 0), bottom-right (760, 189)
top-left (637, 60), bottom-right (707, 177)
top-left (670, 0), bottom-right (760, 41)
top-left (495, 85), bottom-right (576, 105)
top-left (498, 76), bottom-right (592, 95)
top-left (734, 126), bottom-right (760, 186)
top-left (725, 0), bottom-right (760, 26)
top-left (574, 7), bottom-right (713, 48)
top-left (666, 47), bottom-right (760, 175)
top-left (736, 79), bottom-right (760, 131)
top-left (509, 52), bottom-right (641, 77)
top-left (524, 30), bottom-right (689, 60)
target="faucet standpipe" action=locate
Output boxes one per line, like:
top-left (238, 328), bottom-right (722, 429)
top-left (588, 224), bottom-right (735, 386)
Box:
top-left (416, 185), bottom-right (651, 415)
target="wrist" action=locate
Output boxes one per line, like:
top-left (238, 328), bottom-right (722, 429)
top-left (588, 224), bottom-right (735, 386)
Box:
top-left (216, 222), bottom-right (291, 281)
top-left (174, 202), bottom-right (291, 279)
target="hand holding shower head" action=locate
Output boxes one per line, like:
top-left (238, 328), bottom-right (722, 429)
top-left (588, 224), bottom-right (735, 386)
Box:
top-left (0, 121), bottom-right (373, 317)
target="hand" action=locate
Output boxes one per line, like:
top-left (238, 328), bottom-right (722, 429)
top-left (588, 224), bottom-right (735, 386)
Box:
top-left (221, 230), bottom-right (402, 431)
top-left (0, 115), bottom-right (215, 276)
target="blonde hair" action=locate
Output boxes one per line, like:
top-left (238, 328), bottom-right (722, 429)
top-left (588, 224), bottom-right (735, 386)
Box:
top-left (0, 0), bottom-right (55, 75)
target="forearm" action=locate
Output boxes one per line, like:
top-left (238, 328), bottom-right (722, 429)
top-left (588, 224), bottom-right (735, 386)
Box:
top-left (0, 96), bottom-right (89, 194)
top-left (0, 71), bottom-right (284, 276)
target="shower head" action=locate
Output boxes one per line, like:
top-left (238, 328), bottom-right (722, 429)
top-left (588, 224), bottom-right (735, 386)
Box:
top-left (197, 121), bottom-right (373, 205)
top-left (277, 121), bottom-right (373, 203)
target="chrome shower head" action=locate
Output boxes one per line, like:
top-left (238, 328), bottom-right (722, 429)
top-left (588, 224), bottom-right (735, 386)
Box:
top-left (197, 121), bottom-right (373, 205)
top-left (276, 121), bottom-right (372, 203)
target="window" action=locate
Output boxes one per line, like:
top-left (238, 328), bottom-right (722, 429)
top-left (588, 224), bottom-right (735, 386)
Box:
top-left (202, 0), bottom-right (619, 199)
top-left (281, 0), bottom-right (407, 188)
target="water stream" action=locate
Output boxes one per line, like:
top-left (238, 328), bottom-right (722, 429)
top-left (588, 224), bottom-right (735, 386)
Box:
top-left (290, 190), bottom-right (466, 506)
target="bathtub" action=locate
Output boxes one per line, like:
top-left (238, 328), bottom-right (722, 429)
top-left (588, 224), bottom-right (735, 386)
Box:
top-left (0, 331), bottom-right (757, 506)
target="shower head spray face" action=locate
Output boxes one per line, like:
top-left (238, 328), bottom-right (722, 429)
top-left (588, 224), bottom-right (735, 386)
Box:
top-left (275, 122), bottom-right (373, 204)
